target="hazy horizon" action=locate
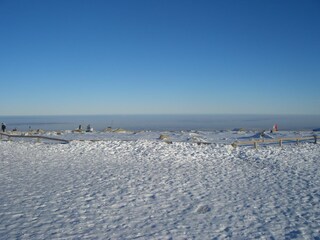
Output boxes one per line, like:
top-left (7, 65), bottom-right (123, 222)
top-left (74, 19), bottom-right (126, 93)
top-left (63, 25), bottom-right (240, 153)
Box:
top-left (1, 114), bottom-right (319, 131)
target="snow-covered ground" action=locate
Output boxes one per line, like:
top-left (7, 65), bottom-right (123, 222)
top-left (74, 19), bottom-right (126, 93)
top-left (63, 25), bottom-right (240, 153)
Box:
top-left (0, 130), bottom-right (319, 239)
top-left (43, 129), bottom-right (319, 144)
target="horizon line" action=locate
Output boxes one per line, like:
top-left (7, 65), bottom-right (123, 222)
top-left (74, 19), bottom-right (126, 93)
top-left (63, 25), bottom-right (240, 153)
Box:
top-left (1, 113), bottom-right (320, 117)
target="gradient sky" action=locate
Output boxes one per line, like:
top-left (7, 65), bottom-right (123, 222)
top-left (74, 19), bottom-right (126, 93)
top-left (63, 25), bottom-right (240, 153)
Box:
top-left (0, 0), bottom-right (319, 115)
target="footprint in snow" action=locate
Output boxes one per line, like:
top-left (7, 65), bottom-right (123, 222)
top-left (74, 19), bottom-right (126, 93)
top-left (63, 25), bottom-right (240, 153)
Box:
top-left (195, 204), bottom-right (211, 214)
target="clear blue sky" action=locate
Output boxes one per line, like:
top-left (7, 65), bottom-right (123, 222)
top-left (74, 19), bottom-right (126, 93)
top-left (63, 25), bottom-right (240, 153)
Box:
top-left (0, 0), bottom-right (319, 115)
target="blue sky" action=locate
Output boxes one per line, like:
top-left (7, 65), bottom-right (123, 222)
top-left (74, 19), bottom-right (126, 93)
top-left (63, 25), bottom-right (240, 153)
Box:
top-left (0, 0), bottom-right (319, 115)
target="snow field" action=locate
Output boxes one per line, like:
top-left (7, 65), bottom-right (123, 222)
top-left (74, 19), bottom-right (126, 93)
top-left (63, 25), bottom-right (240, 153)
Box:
top-left (0, 140), bottom-right (319, 239)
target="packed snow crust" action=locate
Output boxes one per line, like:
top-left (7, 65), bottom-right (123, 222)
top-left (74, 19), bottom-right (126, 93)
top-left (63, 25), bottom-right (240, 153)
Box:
top-left (0, 131), bottom-right (319, 239)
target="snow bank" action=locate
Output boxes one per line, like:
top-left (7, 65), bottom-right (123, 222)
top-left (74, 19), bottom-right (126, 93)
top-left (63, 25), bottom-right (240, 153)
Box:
top-left (41, 129), bottom-right (317, 145)
top-left (0, 139), bottom-right (319, 239)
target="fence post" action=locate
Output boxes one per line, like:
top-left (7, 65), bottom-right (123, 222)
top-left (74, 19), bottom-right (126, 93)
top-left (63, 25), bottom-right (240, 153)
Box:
top-left (254, 141), bottom-right (258, 149)
top-left (296, 139), bottom-right (299, 145)
top-left (314, 135), bottom-right (318, 144)
top-left (279, 139), bottom-right (283, 147)
top-left (37, 137), bottom-right (41, 143)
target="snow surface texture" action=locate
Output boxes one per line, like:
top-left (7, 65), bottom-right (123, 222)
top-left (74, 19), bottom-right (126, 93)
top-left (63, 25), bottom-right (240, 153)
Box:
top-left (0, 136), bottom-right (320, 239)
